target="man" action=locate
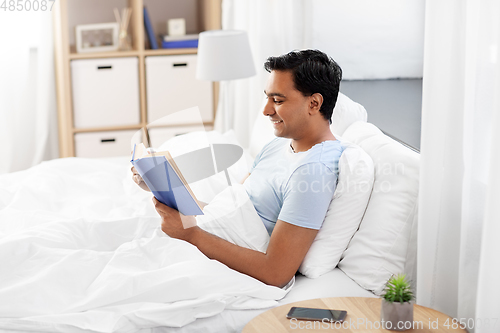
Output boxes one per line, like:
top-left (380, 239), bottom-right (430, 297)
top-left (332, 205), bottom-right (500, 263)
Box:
top-left (133, 49), bottom-right (343, 288)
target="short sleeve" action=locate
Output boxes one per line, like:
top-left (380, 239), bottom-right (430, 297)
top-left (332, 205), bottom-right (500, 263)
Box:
top-left (278, 162), bottom-right (338, 230)
top-left (249, 138), bottom-right (277, 173)
top-left (250, 149), bottom-right (263, 173)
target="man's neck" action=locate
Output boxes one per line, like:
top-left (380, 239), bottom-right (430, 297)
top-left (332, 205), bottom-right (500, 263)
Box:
top-left (290, 124), bottom-right (336, 153)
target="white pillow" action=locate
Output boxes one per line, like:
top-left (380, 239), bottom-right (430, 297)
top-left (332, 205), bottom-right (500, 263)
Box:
top-left (299, 142), bottom-right (374, 278)
top-left (330, 93), bottom-right (368, 137)
top-left (338, 122), bottom-right (419, 295)
top-left (248, 92), bottom-right (368, 158)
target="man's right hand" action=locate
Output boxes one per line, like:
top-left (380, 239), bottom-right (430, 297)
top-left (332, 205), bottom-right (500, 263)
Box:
top-left (131, 166), bottom-right (151, 192)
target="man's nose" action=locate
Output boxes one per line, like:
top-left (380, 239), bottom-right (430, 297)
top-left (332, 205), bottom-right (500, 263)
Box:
top-left (262, 99), bottom-right (275, 116)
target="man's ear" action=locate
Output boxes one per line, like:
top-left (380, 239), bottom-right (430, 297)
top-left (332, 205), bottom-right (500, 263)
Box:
top-left (309, 93), bottom-right (323, 114)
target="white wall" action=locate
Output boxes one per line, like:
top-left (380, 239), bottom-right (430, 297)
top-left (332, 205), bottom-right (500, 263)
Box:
top-left (309, 0), bottom-right (425, 79)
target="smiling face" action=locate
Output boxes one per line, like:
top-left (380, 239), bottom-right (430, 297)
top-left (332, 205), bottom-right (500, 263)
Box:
top-left (263, 70), bottom-right (311, 140)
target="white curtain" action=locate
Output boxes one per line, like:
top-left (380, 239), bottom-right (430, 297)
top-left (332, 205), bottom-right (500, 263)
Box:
top-left (0, 10), bottom-right (58, 174)
top-left (417, 0), bottom-right (500, 332)
top-left (216, 0), bottom-right (311, 148)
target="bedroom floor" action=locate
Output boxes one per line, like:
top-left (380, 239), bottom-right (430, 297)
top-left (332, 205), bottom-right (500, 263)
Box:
top-left (340, 79), bottom-right (423, 150)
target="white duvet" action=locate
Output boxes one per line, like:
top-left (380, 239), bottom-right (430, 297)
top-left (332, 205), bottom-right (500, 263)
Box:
top-left (0, 157), bottom-right (288, 333)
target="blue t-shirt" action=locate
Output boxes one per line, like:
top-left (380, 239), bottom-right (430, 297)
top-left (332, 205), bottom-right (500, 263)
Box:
top-left (244, 138), bottom-right (344, 235)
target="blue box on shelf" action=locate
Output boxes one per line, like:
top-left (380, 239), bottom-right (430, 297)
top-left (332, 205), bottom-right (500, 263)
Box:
top-left (162, 39), bottom-right (198, 49)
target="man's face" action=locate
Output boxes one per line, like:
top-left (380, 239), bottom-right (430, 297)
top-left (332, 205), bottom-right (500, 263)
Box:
top-left (263, 70), bottom-right (311, 139)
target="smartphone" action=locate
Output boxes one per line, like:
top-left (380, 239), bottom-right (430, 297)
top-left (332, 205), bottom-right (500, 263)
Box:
top-left (286, 306), bottom-right (347, 322)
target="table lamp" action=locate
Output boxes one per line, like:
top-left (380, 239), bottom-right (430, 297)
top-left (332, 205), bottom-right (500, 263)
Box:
top-left (196, 30), bottom-right (256, 186)
top-left (197, 30), bottom-right (256, 80)
top-left (197, 30), bottom-right (256, 127)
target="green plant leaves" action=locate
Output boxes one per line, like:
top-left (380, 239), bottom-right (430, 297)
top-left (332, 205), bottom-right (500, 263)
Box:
top-left (382, 273), bottom-right (414, 303)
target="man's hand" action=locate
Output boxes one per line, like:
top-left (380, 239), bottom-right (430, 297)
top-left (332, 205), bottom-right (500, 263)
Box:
top-left (152, 197), bottom-right (198, 241)
top-left (131, 166), bottom-right (151, 192)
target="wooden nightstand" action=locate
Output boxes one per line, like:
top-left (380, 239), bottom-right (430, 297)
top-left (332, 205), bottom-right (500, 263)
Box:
top-left (242, 297), bottom-right (467, 332)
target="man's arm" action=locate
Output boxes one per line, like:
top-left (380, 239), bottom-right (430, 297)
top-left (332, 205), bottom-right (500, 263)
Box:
top-left (153, 198), bottom-right (317, 288)
top-left (240, 173), bottom-right (250, 184)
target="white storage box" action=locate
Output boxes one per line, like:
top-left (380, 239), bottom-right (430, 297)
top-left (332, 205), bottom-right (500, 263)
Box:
top-left (145, 55), bottom-right (213, 125)
top-left (74, 130), bottom-right (139, 158)
top-left (71, 57), bottom-right (140, 128)
top-left (148, 125), bottom-right (213, 148)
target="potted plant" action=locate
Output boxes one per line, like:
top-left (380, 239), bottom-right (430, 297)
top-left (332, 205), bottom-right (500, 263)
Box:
top-left (380, 274), bottom-right (414, 331)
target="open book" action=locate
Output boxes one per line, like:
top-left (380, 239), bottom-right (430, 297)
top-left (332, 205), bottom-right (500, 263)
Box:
top-left (131, 143), bottom-right (204, 216)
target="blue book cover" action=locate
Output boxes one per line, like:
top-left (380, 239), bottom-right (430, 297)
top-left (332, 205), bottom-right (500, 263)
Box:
top-left (162, 39), bottom-right (198, 49)
top-left (143, 7), bottom-right (158, 49)
top-left (131, 144), bottom-right (203, 216)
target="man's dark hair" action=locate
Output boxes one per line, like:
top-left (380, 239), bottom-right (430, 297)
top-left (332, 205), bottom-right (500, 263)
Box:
top-left (264, 49), bottom-right (342, 123)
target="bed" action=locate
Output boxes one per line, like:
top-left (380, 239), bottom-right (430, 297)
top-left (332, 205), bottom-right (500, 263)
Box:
top-left (0, 93), bottom-right (419, 333)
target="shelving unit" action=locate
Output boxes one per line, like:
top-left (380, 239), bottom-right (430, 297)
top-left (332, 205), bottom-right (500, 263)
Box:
top-left (53, 0), bottom-right (221, 157)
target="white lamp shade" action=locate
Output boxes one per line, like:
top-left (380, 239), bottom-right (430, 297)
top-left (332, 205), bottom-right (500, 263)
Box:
top-left (196, 30), bottom-right (256, 81)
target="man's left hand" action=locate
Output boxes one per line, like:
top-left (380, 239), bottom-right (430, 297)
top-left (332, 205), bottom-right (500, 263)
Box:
top-left (152, 197), bottom-right (198, 241)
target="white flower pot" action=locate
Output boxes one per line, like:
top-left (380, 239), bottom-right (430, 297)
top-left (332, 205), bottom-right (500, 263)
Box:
top-left (380, 300), bottom-right (414, 331)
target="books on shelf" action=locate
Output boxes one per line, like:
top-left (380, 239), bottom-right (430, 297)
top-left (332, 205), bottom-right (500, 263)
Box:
top-left (163, 34), bottom-right (199, 42)
top-left (143, 6), bottom-right (158, 49)
top-left (162, 39), bottom-right (198, 49)
top-left (161, 34), bottom-right (199, 49)
top-left (131, 143), bottom-right (204, 216)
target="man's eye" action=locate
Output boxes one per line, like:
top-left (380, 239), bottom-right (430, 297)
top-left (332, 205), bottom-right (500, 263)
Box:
top-left (274, 99), bottom-right (283, 104)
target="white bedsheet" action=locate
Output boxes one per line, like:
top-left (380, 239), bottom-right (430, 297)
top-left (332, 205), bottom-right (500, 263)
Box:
top-left (152, 268), bottom-right (377, 333)
top-left (0, 157), bottom-right (289, 333)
